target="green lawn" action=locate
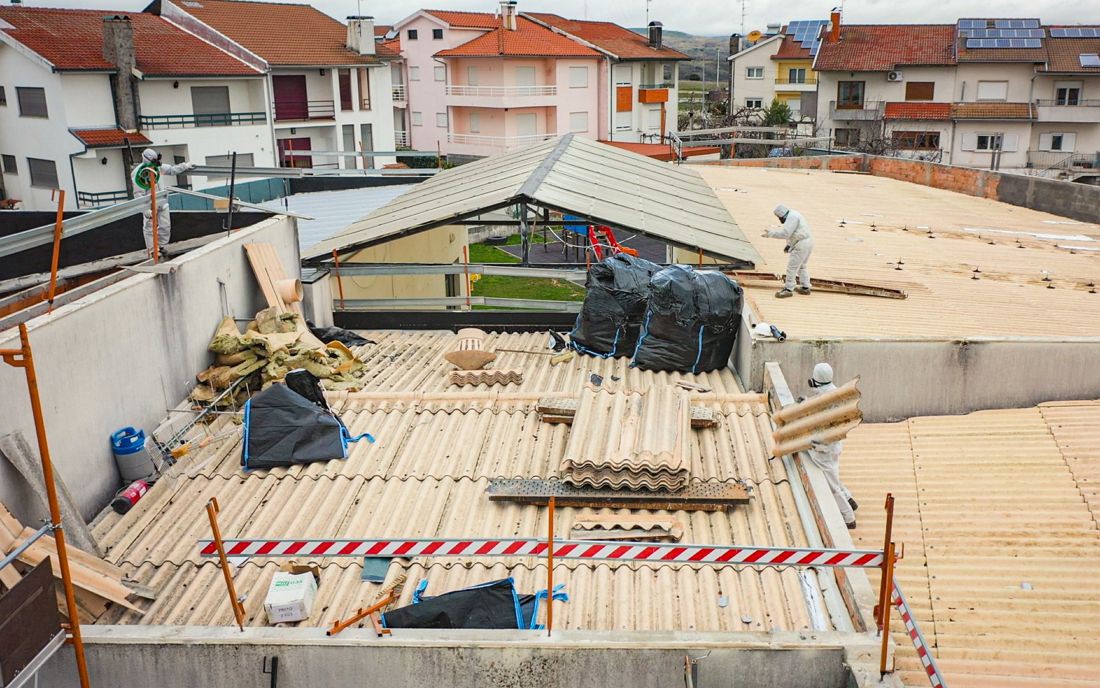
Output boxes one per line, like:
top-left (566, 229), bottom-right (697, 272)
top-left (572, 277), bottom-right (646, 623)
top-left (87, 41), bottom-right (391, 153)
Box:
top-left (465, 236), bottom-right (585, 306)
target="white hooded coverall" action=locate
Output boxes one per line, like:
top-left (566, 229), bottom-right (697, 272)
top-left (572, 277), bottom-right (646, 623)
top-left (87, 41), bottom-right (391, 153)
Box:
top-left (765, 207), bottom-right (814, 290)
top-left (132, 159), bottom-right (191, 252)
top-left (805, 381), bottom-right (856, 525)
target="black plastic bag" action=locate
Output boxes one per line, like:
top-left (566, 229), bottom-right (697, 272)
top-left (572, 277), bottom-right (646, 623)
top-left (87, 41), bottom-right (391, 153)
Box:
top-left (381, 579), bottom-right (523, 630)
top-left (242, 384), bottom-right (346, 470)
top-left (570, 253), bottom-right (660, 357)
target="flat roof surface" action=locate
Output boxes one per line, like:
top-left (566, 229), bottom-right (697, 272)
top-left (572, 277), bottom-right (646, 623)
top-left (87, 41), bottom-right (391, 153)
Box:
top-left (697, 166), bottom-right (1100, 340)
top-left (92, 331), bottom-right (836, 633)
top-left (844, 401), bottom-right (1100, 687)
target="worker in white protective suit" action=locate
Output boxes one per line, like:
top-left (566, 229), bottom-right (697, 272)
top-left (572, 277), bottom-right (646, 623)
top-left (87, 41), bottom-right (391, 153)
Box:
top-left (805, 362), bottom-right (859, 529)
top-left (132, 148), bottom-right (194, 256)
top-left (761, 204), bottom-right (814, 298)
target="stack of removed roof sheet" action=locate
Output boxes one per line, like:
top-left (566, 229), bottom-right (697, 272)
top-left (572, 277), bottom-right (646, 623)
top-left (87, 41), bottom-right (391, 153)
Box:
top-left (559, 387), bottom-right (690, 491)
top-left (770, 378), bottom-right (862, 457)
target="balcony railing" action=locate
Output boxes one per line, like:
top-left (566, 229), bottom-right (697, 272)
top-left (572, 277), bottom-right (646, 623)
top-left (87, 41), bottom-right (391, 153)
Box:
top-left (447, 132), bottom-right (556, 149)
top-left (639, 82), bottom-right (676, 89)
top-left (392, 85), bottom-right (407, 101)
top-left (76, 190), bottom-right (129, 208)
top-left (776, 75), bottom-right (817, 85)
top-left (140, 112), bottom-right (267, 129)
top-left (830, 100), bottom-right (884, 120)
top-left (1034, 99), bottom-right (1100, 107)
top-left (1027, 150), bottom-right (1100, 170)
top-left (445, 85), bottom-right (557, 97)
top-left (272, 99), bottom-right (336, 122)
top-left (395, 130), bottom-right (409, 147)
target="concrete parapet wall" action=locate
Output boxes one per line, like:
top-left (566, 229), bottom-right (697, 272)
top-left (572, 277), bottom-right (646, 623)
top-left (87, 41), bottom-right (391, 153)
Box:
top-left (701, 154), bottom-right (865, 171)
top-left (0, 216), bottom-right (299, 523)
top-left (38, 626), bottom-right (899, 688)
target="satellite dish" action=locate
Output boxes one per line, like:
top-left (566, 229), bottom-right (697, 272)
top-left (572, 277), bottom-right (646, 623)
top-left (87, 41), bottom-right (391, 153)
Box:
top-left (747, 30), bottom-right (763, 42)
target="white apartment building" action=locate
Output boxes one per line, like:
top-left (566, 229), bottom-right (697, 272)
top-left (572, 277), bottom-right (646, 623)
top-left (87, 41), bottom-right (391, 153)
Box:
top-left (728, 21), bottom-right (827, 123)
top-left (0, 8), bottom-right (271, 210)
top-left (814, 14), bottom-right (1100, 176)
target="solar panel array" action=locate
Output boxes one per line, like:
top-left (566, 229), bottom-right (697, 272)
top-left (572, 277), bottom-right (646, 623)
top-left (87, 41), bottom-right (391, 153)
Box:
top-left (961, 28), bottom-right (1044, 38)
top-left (965, 38), bottom-right (1043, 48)
top-left (785, 20), bottom-right (830, 56)
top-left (1051, 28), bottom-right (1100, 38)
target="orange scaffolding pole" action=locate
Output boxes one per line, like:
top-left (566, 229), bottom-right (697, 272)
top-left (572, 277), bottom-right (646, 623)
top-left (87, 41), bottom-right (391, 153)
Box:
top-left (0, 324), bottom-right (91, 688)
top-left (331, 249), bottom-right (347, 311)
top-left (879, 540), bottom-right (897, 677)
top-left (46, 190), bottom-right (65, 313)
top-left (206, 498), bottom-right (246, 631)
top-left (876, 493), bottom-right (895, 630)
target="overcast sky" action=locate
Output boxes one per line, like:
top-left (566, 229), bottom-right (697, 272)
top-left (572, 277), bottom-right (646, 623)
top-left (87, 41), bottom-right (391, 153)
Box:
top-left (19, 0), bottom-right (1088, 36)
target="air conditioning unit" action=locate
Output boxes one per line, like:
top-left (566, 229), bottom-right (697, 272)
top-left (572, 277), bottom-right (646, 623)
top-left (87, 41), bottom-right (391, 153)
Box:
top-left (887, 71), bottom-right (905, 82)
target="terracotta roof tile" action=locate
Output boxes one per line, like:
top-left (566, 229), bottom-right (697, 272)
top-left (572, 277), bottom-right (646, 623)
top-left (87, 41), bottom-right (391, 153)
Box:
top-left (772, 34), bottom-right (813, 60)
top-left (435, 16), bottom-right (600, 58)
top-left (175, 0), bottom-right (395, 66)
top-left (422, 10), bottom-right (501, 30)
top-left (814, 24), bottom-right (956, 71)
top-left (883, 102), bottom-right (952, 120)
top-left (0, 7), bottom-right (260, 76)
top-left (956, 36), bottom-right (1047, 63)
top-left (951, 102), bottom-right (1036, 119)
top-left (374, 24), bottom-right (392, 37)
top-left (1042, 36), bottom-right (1100, 73)
top-left (525, 13), bottom-right (689, 60)
top-left (70, 128), bottom-right (152, 148)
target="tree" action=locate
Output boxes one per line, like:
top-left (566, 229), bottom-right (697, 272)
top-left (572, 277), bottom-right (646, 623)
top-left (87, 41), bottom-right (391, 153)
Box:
top-left (761, 98), bottom-right (792, 127)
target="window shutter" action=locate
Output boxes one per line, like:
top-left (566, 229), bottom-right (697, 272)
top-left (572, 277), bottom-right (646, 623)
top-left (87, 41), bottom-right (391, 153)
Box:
top-left (616, 86), bottom-right (632, 112)
top-left (1064, 133), bottom-right (1077, 151)
top-left (1038, 133), bottom-right (1053, 151)
top-left (1001, 134), bottom-right (1018, 152)
top-left (960, 133), bottom-right (977, 151)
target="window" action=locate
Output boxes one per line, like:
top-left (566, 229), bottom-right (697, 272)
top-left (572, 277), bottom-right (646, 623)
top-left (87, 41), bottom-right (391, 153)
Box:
top-left (16, 87), bottom-right (47, 118)
top-left (976, 133), bottom-right (1001, 150)
top-left (1055, 81), bottom-right (1082, 105)
top-left (412, 111), bottom-right (423, 126)
top-left (432, 28), bottom-right (443, 40)
top-left (434, 66), bottom-right (446, 82)
top-left (647, 107), bottom-right (662, 129)
top-left (663, 64), bottom-right (674, 82)
top-left (976, 81), bottom-right (1008, 101)
top-left (436, 112), bottom-right (447, 128)
top-left (745, 98), bottom-right (763, 108)
top-left (0, 86), bottom-right (5, 106)
top-left (905, 82), bottom-right (935, 101)
top-left (407, 29), bottom-right (418, 40)
top-left (834, 128), bottom-right (860, 147)
top-left (1080, 53), bottom-right (1100, 67)
top-left (1040, 132), bottom-right (1076, 152)
top-left (191, 86), bottom-right (231, 126)
top-left (569, 111), bottom-right (588, 133)
top-left (467, 66), bottom-right (480, 86)
top-left (788, 68), bottom-right (807, 84)
top-left (891, 131), bottom-right (940, 150)
top-left (1, 154), bottom-right (15, 175)
top-left (569, 66), bottom-right (588, 88)
top-left (514, 66), bottom-right (536, 87)
top-left (469, 112), bottom-right (480, 133)
top-left (409, 66), bottom-right (420, 81)
top-left (746, 66), bottom-right (764, 79)
top-left (836, 81), bottom-right (865, 108)
top-left (27, 157), bottom-right (58, 188)
top-left (205, 153), bottom-right (255, 167)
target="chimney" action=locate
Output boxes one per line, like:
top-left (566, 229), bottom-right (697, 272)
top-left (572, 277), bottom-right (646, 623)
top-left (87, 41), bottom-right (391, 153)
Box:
top-left (500, 0), bottom-right (517, 31)
top-left (346, 15), bottom-right (376, 56)
top-left (729, 33), bottom-right (742, 55)
top-left (102, 16), bottom-right (140, 131)
top-left (828, 8), bottom-right (841, 43)
top-left (648, 21), bottom-right (663, 49)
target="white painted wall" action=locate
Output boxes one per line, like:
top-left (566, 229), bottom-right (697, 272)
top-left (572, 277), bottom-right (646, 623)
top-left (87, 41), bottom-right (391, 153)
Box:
top-left (0, 215), bottom-right (299, 524)
top-left (730, 37), bottom-right (781, 111)
top-left (954, 63), bottom-right (1035, 103)
top-left (951, 120), bottom-right (1033, 168)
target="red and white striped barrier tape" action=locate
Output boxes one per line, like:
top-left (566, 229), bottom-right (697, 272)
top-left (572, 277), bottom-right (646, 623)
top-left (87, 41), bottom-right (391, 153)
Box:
top-left (197, 537), bottom-right (884, 568)
top-left (892, 579), bottom-right (947, 688)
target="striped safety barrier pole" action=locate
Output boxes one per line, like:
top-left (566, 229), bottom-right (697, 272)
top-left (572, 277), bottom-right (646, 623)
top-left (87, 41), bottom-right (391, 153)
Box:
top-left (197, 537), bottom-right (885, 568)
top-left (892, 578), bottom-right (948, 688)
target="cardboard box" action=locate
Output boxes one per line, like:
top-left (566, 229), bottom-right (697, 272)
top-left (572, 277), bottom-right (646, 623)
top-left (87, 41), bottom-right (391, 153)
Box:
top-left (264, 571), bottom-right (318, 623)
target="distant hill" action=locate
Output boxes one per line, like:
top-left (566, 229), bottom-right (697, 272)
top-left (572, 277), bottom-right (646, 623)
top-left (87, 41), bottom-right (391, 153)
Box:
top-left (630, 28), bottom-right (731, 85)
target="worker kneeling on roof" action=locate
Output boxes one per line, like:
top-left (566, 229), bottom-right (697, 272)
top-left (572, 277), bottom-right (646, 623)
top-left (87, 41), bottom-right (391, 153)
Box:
top-left (761, 204), bottom-right (814, 298)
top-left (805, 363), bottom-right (859, 529)
top-left (132, 148), bottom-right (194, 257)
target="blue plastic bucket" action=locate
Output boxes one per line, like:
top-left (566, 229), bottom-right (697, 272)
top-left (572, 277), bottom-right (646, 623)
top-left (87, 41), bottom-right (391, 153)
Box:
top-left (110, 427), bottom-right (157, 482)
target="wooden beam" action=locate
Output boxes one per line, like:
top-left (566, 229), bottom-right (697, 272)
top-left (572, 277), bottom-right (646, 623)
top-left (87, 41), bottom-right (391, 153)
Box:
top-left (536, 397), bottom-right (718, 428)
top-left (728, 271), bottom-right (907, 299)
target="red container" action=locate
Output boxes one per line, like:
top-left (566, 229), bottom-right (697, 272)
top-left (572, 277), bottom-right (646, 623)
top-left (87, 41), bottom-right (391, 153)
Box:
top-left (111, 480), bottom-right (149, 514)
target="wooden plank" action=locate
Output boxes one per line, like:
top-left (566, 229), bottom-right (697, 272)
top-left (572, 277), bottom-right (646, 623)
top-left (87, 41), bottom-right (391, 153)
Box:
top-left (486, 478), bottom-right (749, 512)
top-left (244, 243), bottom-right (286, 314)
top-left (728, 271), bottom-right (908, 299)
top-left (536, 397), bottom-right (717, 428)
top-left (0, 559), bottom-right (60, 685)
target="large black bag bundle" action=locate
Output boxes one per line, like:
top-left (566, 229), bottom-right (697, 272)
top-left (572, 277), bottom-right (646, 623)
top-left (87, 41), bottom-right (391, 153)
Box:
top-left (632, 266), bottom-right (743, 373)
top-left (570, 253), bottom-right (660, 357)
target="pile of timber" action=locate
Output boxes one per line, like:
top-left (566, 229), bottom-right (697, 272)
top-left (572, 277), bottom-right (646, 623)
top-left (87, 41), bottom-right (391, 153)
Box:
top-left (0, 503), bottom-right (143, 623)
top-left (191, 307), bottom-right (368, 405)
top-left (770, 378), bottom-right (862, 457)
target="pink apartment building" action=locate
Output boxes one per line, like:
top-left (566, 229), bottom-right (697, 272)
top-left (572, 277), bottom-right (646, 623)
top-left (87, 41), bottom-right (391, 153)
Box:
top-left (392, 1), bottom-right (688, 158)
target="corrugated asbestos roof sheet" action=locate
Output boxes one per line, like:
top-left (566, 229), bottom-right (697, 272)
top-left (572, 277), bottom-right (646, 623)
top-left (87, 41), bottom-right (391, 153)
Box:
top-left (696, 166), bottom-right (1100, 340)
top-left (91, 331), bottom-right (833, 633)
top-left (843, 402), bottom-right (1100, 687)
top-left (304, 135), bottom-right (761, 266)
